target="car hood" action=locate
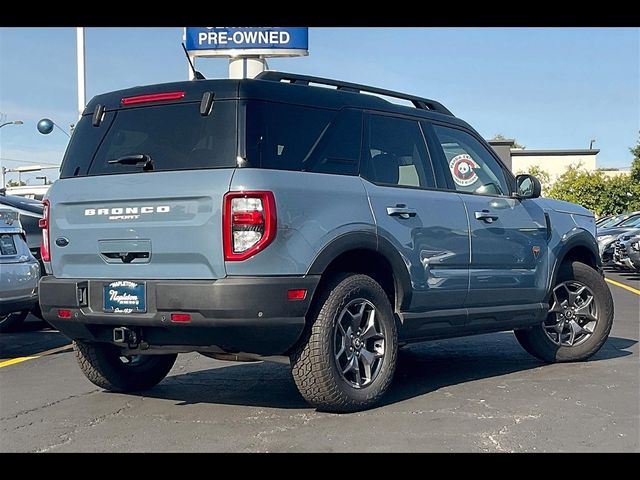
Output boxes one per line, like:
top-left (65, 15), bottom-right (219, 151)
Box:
top-left (536, 198), bottom-right (593, 217)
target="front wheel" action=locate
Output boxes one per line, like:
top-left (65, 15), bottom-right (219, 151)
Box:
top-left (74, 341), bottom-right (177, 392)
top-left (515, 261), bottom-right (614, 362)
top-left (290, 273), bottom-right (398, 413)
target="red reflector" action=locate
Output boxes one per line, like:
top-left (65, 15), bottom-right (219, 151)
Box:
top-left (121, 91), bottom-right (185, 105)
top-left (38, 218), bottom-right (47, 228)
top-left (57, 309), bottom-right (72, 319)
top-left (232, 211), bottom-right (264, 225)
top-left (170, 313), bottom-right (191, 323)
top-left (287, 289), bottom-right (307, 301)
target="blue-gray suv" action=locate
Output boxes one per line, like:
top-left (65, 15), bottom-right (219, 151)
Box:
top-left (39, 72), bottom-right (614, 412)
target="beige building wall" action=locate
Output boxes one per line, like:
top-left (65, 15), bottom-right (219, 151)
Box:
top-left (600, 170), bottom-right (631, 179)
top-left (511, 151), bottom-right (598, 181)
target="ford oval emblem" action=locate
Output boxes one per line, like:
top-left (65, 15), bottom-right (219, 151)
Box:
top-left (55, 237), bottom-right (69, 247)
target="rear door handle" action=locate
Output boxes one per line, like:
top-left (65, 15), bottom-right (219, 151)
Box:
top-left (387, 205), bottom-right (417, 219)
top-left (474, 210), bottom-right (499, 223)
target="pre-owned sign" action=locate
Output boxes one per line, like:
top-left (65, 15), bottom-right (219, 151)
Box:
top-left (185, 27), bottom-right (308, 57)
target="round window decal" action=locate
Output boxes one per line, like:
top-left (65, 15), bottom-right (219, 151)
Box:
top-left (449, 154), bottom-right (479, 187)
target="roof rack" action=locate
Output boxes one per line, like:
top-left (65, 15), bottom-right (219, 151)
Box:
top-left (255, 71), bottom-right (454, 116)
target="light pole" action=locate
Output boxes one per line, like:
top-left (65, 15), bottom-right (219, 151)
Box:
top-left (77, 27), bottom-right (86, 119)
top-left (0, 120), bottom-right (24, 130)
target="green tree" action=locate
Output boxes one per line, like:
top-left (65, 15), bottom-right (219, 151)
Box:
top-left (6, 180), bottom-right (26, 187)
top-left (630, 132), bottom-right (640, 183)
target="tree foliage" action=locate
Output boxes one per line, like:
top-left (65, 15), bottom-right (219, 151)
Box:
top-left (6, 180), bottom-right (26, 187)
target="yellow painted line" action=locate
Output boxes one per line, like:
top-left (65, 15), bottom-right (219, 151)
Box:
top-left (0, 343), bottom-right (73, 369)
top-left (606, 278), bottom-right (640, 296)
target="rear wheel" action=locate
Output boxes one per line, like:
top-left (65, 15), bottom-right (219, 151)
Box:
top-left (291, 274), bottom-right (397, 412)
top-left (74, 341), bottom-right (177, 392)
top-left (0, 311), bottom-right (29, 333)
top-left (515, 261), bottom-right (614, 362)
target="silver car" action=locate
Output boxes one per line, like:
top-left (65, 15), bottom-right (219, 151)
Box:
top-left (0, 210), bottom-right (40, 332)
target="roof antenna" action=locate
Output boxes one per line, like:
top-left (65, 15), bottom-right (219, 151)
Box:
top-left (181, 43), bottom-right (206, 80)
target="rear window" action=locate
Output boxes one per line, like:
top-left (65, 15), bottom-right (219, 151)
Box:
top-left (60, 101), bottom-right (237, 178)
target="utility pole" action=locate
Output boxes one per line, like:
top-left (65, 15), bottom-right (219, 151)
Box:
top-left (77, 27), bottom-right (86, 119)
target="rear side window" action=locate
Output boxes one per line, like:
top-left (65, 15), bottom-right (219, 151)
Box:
top-left (245, 101), bottom-right (335, 172)
top-left (61, 101), bottom-right (237, 178)
top-left (361, 114), bottom-right (436, 189)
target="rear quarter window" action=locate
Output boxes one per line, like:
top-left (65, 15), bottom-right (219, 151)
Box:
top-left (60, 101), bottom-right (238, 178)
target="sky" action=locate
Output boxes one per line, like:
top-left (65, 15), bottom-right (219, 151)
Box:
top-left (1, 27), bottom-right (638, 186)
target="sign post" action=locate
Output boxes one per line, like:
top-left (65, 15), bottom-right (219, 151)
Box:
top-left (184, 27), bottom-right (308, 79)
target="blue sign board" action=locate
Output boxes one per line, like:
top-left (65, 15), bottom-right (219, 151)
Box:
top-left (185, 27), bottom-right (308, 56)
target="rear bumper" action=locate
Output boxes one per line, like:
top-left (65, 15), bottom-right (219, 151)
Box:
top-left (39, 275), bottom-right (320, 355)
top-left (0, 293), bottom-right (38, 316)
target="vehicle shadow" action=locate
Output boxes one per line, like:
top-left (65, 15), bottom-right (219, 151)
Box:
top-left (137, 332), bottom-right (636, 411)
top-left (0, 317), bottom-right (69, 359)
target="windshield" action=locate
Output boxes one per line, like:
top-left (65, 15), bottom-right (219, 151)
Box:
top-left (60, 101), bottom-right (238, 178)
top-left (619, 215), bottom-right (640, 227)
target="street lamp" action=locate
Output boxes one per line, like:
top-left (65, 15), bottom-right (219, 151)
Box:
top-left (0, 120), bottom-right (24, 129)
top-left (37, 118), bottom-right (71, 138)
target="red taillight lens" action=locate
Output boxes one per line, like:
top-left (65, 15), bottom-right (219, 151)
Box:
top-left (121, 91), bottom-right (185, 105)
top-left (170, 313), bottom-right (191, 323)
top-left (40, 199), bottom-right (50, 262)
top-left (57, 309), bottom-right (72, 319)
top-left (287, 289), bottom-right (307, 301)
top-left (223, 191), bottom-right (276, 261)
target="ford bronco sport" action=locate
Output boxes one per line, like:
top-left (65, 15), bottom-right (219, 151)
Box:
top-left (39, 72), bottom-right (614, 412)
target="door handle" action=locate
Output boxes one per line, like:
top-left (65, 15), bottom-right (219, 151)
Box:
top-left (474, 210), bottom-right (499, 223)
top-left (387, 205), bottom-right (417, 219)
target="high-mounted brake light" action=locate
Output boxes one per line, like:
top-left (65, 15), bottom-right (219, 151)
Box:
top-left (223, 191), bottom-right (276, 261)
top-left (39, 199), bottom-right (51, 262)
top-left (121, 91), bottom-right (185, 105)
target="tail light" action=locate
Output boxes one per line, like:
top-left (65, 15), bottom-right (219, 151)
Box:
top-left (39, 199), bottom-right (51, 262)
top-left (223, 191), bottom-right (276, 261)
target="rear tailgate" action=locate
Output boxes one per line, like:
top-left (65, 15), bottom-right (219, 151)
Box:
top-left (46, 89), bottom-right (239, 280)
top-left (47, 170), bottom-right (233, 279)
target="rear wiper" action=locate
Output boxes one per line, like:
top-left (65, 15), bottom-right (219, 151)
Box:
top-left (108, 154), bottom-right (154, 171)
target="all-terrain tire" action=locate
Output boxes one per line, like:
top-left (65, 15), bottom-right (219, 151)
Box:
top-left (291, 274), bottom-right (398, 413)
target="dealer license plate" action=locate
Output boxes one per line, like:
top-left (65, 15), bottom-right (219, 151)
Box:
top-left (104, 281), bottom-right (146, 313)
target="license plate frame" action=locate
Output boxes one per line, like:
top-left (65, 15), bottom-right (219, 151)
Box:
top-left (104, 281), bottom-right (146, 314)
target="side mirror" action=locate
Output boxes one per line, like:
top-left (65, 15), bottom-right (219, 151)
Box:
top-left (515, 174), bottom-right (542, 199)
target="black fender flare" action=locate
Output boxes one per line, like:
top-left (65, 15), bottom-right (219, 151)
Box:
top-left (306, 231), bottom-right (412, 311)
top-left (547, 229), bottom-right (601, 299)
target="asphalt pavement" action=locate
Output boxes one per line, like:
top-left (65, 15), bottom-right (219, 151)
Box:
top-left (1, 270), bottom-right (638, 452)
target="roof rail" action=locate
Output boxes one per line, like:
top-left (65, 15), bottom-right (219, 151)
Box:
top-left (255, 71), bottom-right (454, 116)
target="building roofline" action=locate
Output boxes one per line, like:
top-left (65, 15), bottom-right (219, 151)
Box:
top-left (487, 139), bottom-right (516, 147)
top-left (511, 149), bottom-right (600, 156)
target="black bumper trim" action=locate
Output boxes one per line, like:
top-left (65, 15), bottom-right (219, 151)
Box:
top-left (0, 294), bottom-right (38, 316)
top-left (39, 275), bottom-right (320, 355)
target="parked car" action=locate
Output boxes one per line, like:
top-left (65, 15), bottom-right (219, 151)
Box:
top-left (0, 210), bottom-right (41, 332)
top-left (0, 192), bottom-right (44, 262)
top-left (597, 211), bottom-right (640, 230)
top-left (628, 238), bottom-right (640, 271)
top-left (38, 71), bottom-right (613, 412)
top-left (597, 215), bottom-right (640, 265)
top-left (612, 230), bottom-right (640, 271)
top-left (595, 215), bottom-right (613, 227)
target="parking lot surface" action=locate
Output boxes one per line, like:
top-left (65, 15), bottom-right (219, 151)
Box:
top-left (1, 270), bottom-right (638, 452)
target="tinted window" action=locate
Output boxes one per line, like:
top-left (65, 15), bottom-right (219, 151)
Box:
top-left (305, 109), bottom-right (362, 176)
top-left (362, 114), bottom-right (435, 188)
top-left (245, 101), bottom-right (334, 171)
top-left (62, 101), bottom-right (237, 178)
top-left (432, 125), bottom-right (510, 196)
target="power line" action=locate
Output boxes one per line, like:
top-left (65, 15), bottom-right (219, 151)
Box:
top-left (0, 157), bottom-right (61, 167)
